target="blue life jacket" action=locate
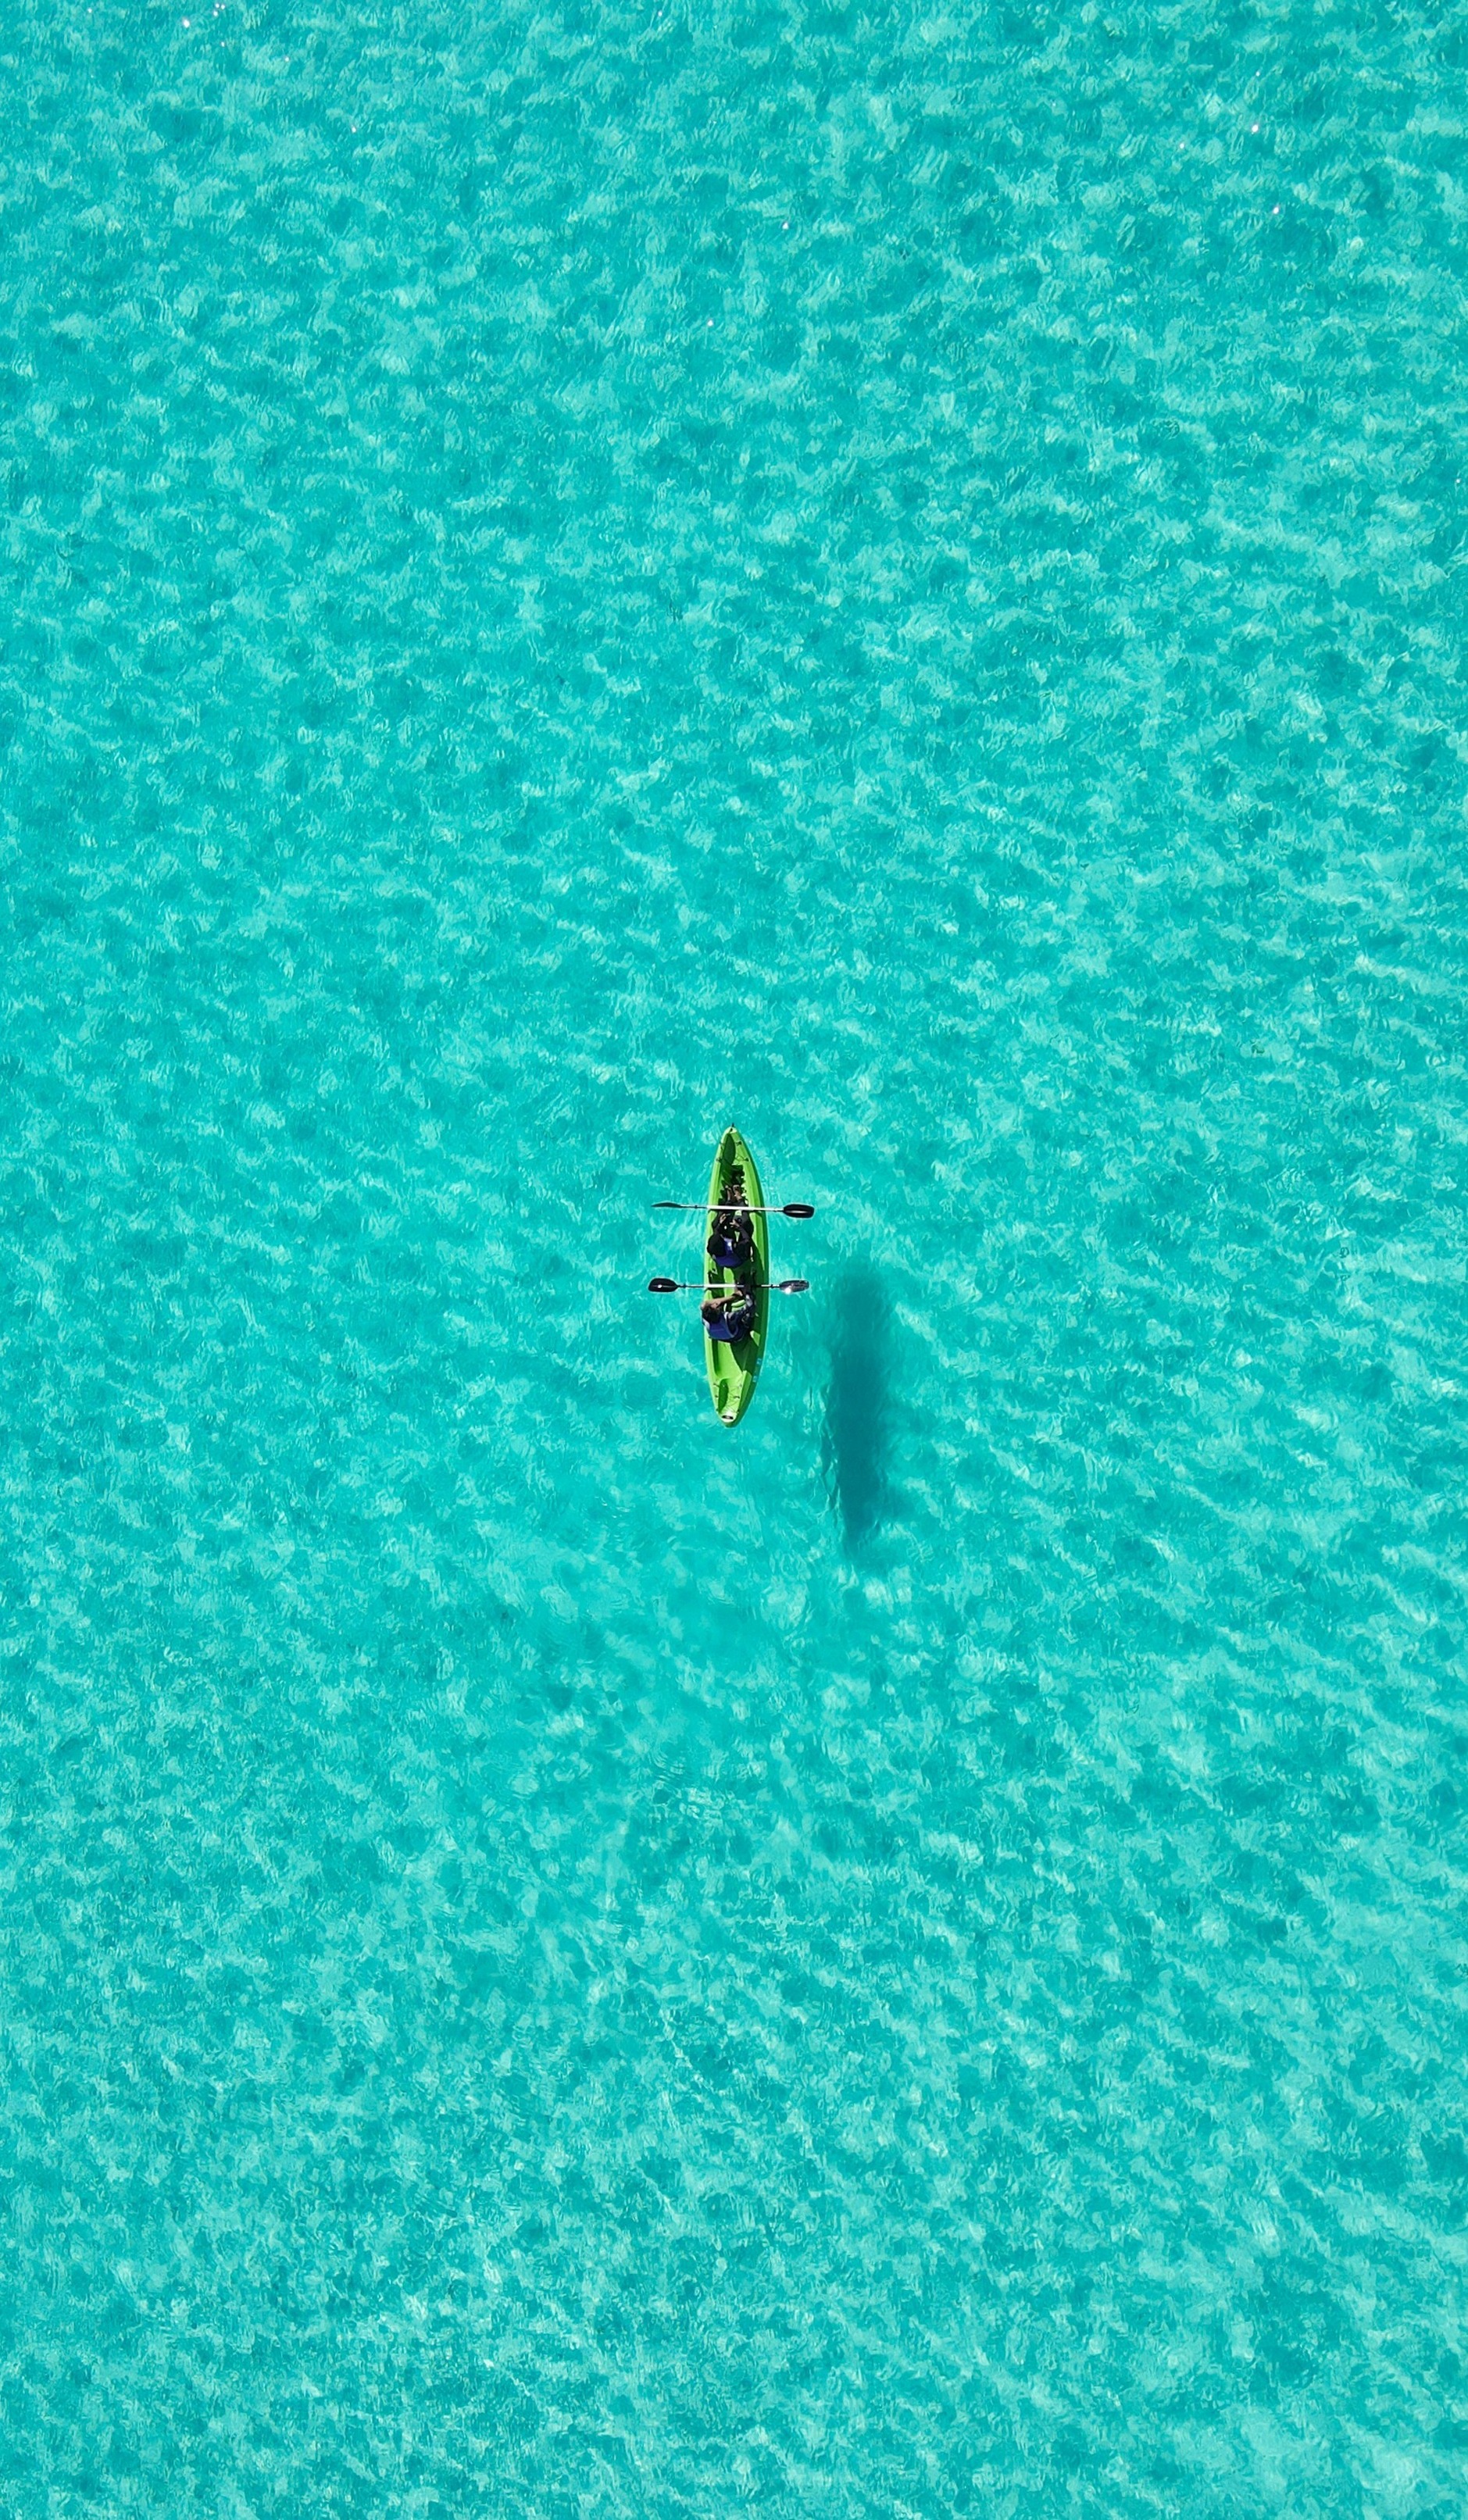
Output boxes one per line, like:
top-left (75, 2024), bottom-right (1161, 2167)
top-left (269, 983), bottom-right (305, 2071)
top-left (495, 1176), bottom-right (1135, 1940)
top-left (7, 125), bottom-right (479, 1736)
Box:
top-left (705, 1297), bottom-right (755, 1344)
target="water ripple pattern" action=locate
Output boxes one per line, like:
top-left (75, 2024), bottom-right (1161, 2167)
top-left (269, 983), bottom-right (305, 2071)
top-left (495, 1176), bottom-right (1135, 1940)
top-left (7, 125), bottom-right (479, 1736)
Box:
top-left (2, 2), bottom-right (1466, 2514)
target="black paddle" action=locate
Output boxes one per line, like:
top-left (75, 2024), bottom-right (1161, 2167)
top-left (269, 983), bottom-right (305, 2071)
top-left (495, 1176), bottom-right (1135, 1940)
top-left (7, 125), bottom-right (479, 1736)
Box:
top-left (652, 1201), bottom-right (815, 1219)
top-left (648, 1278), bottom-right (809, 1294)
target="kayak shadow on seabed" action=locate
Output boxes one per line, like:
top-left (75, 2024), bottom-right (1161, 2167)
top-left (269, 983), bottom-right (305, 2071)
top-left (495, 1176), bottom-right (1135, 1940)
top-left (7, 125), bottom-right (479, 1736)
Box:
top-left (821, 1263), bottom-right (894, 1556)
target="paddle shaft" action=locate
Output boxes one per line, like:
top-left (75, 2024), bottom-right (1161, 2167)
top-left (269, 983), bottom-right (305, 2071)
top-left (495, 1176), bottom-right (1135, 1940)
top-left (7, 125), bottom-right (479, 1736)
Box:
top-left (648, 1280), bottom-right (808, 1294)
top-left (652, 1201), bottom-right (814, 1217)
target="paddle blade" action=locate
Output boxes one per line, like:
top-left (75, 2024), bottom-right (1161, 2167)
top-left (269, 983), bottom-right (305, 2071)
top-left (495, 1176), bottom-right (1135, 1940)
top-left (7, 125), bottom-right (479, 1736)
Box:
top-left (778, 1279), bottom-right (809, 1294)
top-left (647, 1277), bottom-right (680, 1293)
top-left (782, 1203), bottom-right (816, 1219)
top-left (651, 1201), bottom-right (682, 1209)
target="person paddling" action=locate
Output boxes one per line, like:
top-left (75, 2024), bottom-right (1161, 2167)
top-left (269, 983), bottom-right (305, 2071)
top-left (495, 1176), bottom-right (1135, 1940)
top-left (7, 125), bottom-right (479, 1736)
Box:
top-left (707, 1159), bottom-right (755, 1274)
top-left (707, 1208), bottom-right (755, 1272)
top-left (702, 1283), bottom-right (758, 1345)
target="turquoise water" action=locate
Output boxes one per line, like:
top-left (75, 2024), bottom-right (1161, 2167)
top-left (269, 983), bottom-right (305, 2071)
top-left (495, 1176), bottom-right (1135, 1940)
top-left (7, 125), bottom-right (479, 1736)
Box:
top-left (3, 0), bottom-right (1467, 2510)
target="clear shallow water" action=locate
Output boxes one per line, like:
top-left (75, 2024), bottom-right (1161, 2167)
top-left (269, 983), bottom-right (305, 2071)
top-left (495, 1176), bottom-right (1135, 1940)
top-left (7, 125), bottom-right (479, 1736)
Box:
top-left (3, 0), bottom-right (1467, 2511)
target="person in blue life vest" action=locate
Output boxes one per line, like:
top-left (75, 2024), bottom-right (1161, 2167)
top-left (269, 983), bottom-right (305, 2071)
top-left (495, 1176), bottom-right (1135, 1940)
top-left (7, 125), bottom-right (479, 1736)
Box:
top-left (706, 1205), bottom-right (755, 1273)
top-left (706, 1165), bottom-right (755, 1276)
top-left (702, 1283), bottom-right (758, 1345)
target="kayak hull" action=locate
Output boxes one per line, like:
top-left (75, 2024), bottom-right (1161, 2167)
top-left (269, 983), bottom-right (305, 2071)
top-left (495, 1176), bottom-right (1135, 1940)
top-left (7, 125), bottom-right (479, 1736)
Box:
top-left (703, 1128), bottom-right (770, 1426)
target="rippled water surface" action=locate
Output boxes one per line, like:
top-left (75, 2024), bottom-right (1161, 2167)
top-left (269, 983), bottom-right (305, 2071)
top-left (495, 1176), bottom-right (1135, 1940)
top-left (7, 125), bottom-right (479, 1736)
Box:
top-left (4, 2), bottom-right (1467, 2512)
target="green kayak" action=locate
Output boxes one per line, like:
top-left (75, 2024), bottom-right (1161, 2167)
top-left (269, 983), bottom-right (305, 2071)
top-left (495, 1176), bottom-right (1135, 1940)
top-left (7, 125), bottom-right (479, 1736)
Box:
top-left (704, 1127), bottom-right (770, 1426)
